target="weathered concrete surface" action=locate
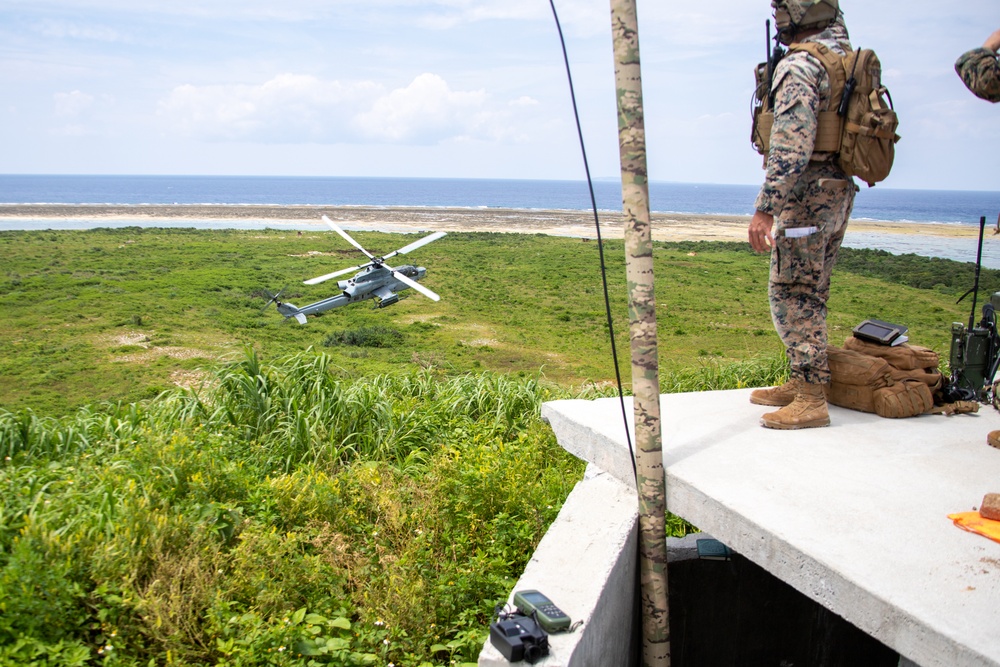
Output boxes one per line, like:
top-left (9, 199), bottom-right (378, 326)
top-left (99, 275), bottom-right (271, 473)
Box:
top-left (477, 466), bottom-right (639, 667)
top-left (542, 389), bottom-right (1000, 667)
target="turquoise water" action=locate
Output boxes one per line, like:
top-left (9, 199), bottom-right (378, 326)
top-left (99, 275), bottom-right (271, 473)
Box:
top-left (2, 174), bottom-right (999, 226)
top-left (2, 174), bottom-right (1000, 267)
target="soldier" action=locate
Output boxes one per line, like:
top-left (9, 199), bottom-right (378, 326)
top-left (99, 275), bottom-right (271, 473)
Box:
top-left (747, 0), bottom-right (858, 429)
top-left (955, 28), bottom-right (1000, 103)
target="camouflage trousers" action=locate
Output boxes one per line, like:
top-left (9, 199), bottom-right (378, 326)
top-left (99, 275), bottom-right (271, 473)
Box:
top-left (769, 162), bottom-right (857, 385)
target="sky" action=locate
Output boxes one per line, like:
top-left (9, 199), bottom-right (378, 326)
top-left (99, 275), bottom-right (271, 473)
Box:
top-left (1, 0), bottom-right (999, 191)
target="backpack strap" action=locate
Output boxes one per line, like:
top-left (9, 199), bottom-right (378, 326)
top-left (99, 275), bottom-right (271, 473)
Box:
top-left (842, 88), bottom-right (899, 141)
top-left (788, 41), bottom-right (849, 153)
top-left (927, 401), bottom-right (980, 416)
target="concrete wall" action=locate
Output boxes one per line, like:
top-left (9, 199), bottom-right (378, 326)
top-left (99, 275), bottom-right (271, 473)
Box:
top-left (477, 465), bottom-right (639, 667)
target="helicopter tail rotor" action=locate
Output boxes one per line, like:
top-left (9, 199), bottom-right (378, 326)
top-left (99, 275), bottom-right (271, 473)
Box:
top-left (258, 287), bottom-right (309, 323)
top-left (259, 287), bottom-right (287, 313)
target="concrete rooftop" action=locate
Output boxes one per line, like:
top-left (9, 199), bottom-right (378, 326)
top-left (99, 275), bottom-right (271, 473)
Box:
top-left (542, 389), bottom-right (1000, 667)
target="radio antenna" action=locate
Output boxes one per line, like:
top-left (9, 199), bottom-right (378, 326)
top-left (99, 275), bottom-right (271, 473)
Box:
top-left (957, 216), bottom-right (987, 330)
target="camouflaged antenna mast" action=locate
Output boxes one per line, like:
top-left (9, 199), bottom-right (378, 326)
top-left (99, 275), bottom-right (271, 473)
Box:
top-left (609, 0), bottom-right (670, 665)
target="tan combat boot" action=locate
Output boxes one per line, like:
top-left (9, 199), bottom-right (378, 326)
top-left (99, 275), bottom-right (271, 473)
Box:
top-left (749, 378), bottom-right (799, 406)
top-left (760, 381), bottom-right (830, 430)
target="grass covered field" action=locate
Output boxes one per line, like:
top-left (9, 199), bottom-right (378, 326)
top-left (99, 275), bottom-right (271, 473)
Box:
top-left (0, 228), bottom-right (987, 414)
top-left (1, 227), bottom-right (996, 666)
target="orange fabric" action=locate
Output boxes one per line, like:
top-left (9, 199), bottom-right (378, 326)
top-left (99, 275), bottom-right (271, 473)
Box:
top-left (949, 511), bottom-right (1000, 545)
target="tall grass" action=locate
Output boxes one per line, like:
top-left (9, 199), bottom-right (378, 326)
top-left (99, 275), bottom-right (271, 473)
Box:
top-left (0, 350), bottom-right (576, 666)
top-left (0, 349), bottom-right (782, 666)
top-left (1, 348), bottom-right (548, 467)
top-left (661, 352), bottom-right (788, 394)
top-left (206, 349), bottom-right (548, 472)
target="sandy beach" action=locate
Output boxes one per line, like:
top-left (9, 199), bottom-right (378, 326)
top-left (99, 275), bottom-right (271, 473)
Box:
top-left (0, 203), bottom-right (984, 243)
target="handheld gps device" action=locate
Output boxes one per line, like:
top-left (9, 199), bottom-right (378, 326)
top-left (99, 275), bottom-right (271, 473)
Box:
top-left (512, 590), bottom-right (571, 634)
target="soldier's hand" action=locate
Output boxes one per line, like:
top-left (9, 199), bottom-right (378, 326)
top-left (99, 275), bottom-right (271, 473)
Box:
top-left (984, 28), bottom-right (1000, 53)
top-left (749, 210), bottom-right (774, 253)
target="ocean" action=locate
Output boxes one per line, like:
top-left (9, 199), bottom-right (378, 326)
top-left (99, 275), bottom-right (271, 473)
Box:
top-left (2, 174), bottom-right (1000, 266)
top-left (2, 174), bottom-right (999, 224)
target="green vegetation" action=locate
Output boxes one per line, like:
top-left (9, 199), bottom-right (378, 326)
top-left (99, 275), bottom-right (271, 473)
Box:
top-left (0, 229), bottom-right (982, 415)
top-left (323, 325), bottom-right (405, 349)
top-left (835, 246), bottom-right (1000, 293)
top-left (1, 352), bottom-right (586, 666)
top-left (0, 228), bottom-right (989, 665)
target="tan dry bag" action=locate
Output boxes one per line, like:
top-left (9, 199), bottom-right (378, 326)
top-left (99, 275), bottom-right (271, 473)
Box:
top-left (826, 341), bottom-right (941, 419)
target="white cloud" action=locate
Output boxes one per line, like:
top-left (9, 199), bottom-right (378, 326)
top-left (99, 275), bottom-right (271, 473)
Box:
top-left (415, 0), bottom-right (608, 36)
top-left (159, 72), bottom-right (534, 145)
top-left (510, 96), bottom-right (539, 108)
top-left (36, 20), bottom-right (125, 42)
top-left (53, 90), bottom-right (95, 117)
top-left (355, 73), bottom-right (500, 143)
top-left (4, 0), bottom-right (1000, 187)
top-left (417, 0), bottom-right (543, 29)
top-left (159, 74), bottom-right (383, 142)
top-left (49, 123), bottom-right (92, 137)
top-left (48, 90), bottom-right (115, 137)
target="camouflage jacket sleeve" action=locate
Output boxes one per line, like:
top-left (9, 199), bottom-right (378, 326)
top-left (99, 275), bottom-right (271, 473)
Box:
top-left (955, 47), bottom-right (1000, 103)
top-left (754, 52), bottom-right (826, 216)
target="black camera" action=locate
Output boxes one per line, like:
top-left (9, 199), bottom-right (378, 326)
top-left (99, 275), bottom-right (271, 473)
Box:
top-left (489, 613), bottom-right (549, 663)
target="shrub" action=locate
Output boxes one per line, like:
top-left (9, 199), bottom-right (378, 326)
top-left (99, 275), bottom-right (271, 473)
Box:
top-left (323, 326), bottom-right (404, 348)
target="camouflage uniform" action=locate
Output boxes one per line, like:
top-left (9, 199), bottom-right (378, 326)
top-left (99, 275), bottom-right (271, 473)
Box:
top-left (955, 47), bottom-right (1000, 103)
top-left (754, 18), bottom-right (857, 385)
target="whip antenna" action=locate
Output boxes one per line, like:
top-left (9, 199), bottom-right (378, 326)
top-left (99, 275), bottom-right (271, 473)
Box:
top-left (547, 0), bottom-right (636, 479)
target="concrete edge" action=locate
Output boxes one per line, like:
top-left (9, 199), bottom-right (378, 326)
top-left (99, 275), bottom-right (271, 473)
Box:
top-left (541, 400), bottom-right (636, 492)
top-left (477, 465), bottom-right (639, 667)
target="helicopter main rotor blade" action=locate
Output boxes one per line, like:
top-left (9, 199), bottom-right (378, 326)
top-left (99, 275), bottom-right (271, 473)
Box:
top-left (321, 215), bottom-right (374, 259)
top-left (382, 231), bottom-right (446, 261)
top-left (303, 261), bottom-right (372, 286)
top-left (392, 270), bottom-right (440, 302)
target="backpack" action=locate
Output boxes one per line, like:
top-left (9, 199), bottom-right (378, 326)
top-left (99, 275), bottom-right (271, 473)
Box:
top-left (826, 338), bottom-right (943, 418)
top-left (751, 43), bottom-right (901, 187)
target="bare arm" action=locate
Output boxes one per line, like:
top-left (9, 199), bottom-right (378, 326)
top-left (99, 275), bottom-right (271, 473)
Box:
top-left (984, 28), bottom-right (1000, 53)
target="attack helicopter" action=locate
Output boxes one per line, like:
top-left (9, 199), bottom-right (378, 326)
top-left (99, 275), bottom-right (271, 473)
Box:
top-left (262, 215), bottom-right (445, 324)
